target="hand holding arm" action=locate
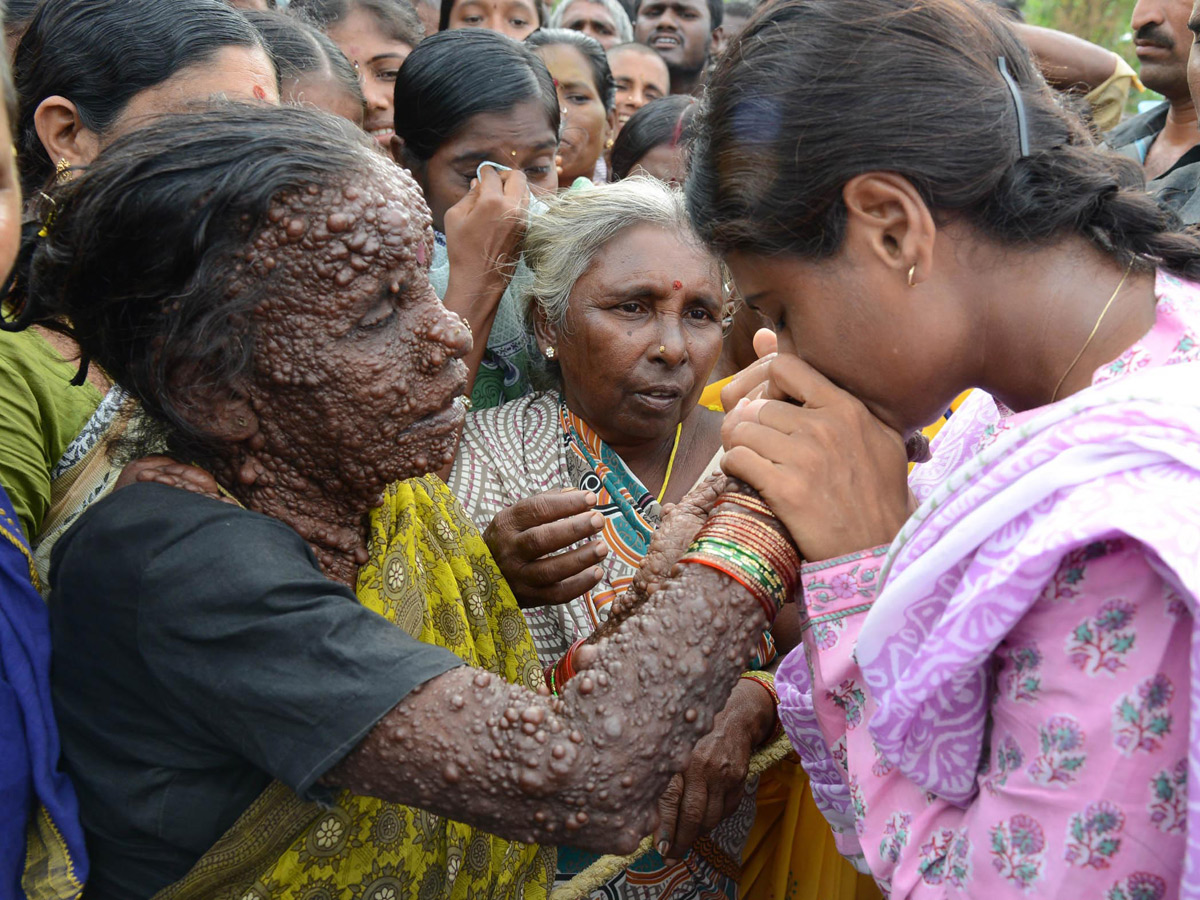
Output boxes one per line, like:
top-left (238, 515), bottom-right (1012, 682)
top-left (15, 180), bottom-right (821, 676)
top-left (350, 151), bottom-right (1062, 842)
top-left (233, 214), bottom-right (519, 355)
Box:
top-left (721, 354), bottom-right (909, 561)
top-left (483, 489), bottom-right (608, 608)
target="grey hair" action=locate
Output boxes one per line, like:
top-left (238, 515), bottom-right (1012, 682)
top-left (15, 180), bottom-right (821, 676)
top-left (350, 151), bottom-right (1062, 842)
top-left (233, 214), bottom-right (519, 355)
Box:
top-left (522, 177), bottom-right (709, 331)
top-left (547, 0), bottom-right (633, 44)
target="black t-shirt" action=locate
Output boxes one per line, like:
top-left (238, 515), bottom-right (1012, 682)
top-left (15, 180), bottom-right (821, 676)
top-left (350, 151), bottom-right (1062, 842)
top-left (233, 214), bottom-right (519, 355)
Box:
top-left (48, 483), bottom-right (463, 900)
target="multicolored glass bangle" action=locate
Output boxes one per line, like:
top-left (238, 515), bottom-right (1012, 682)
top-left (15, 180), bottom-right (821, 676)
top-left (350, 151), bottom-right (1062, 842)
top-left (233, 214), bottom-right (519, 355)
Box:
top-left (545, 636), bottom-right (589, 694)
top-left (677, 497), bottom-right (802, 622)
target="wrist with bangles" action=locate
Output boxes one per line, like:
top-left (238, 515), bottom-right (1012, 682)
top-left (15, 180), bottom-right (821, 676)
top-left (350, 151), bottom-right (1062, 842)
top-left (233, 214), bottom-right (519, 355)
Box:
top-left (677, 490), bottom-right (802, 624)
top-left (545, 636), bottom-right (589, 697)
top-left (546, 490), bottom-right (800, 696)
top-left (740, 669), bottom-right (785, 744)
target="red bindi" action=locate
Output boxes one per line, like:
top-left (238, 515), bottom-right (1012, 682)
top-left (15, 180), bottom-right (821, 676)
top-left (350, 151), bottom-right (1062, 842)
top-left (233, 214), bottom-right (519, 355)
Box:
top-left (253, 85), bottom-right (268, 101)
top-left (672, 280), bottom-right (683, 291)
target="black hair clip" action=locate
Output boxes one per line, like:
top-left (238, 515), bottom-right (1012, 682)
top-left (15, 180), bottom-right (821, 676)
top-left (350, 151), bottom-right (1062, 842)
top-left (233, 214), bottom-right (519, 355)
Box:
top-left (997, 57), bottom-right (1031, 158)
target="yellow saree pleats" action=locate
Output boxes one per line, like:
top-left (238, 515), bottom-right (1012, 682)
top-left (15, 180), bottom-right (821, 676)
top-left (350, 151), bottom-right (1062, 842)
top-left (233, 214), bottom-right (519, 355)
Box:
top-left (738, 759), bottom-right (880, 900)
top-left (154, 476), bottom-right (555, 900)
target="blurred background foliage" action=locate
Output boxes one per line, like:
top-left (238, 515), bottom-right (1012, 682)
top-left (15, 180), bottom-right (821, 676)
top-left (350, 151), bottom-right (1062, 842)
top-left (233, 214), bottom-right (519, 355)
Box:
top-left (1023, 0), bottom-right (1156, 109)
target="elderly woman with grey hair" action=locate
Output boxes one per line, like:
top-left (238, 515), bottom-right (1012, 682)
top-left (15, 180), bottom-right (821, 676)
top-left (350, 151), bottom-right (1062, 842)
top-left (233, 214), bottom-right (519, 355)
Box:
top-left (447, 177), bottom-right (794, 900)
top-left (546, 0), bottom-right (633, 48)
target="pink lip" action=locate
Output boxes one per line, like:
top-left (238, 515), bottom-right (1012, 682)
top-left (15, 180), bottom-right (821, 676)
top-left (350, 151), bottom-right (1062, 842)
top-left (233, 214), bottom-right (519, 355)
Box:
top-left (1135, 41), bottom-right (1171, 57)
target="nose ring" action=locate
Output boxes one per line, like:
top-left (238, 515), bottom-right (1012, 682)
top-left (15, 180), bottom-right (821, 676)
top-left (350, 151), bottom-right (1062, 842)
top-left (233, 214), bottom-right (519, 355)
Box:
top-left (658, 345), bottom-right (666, 354)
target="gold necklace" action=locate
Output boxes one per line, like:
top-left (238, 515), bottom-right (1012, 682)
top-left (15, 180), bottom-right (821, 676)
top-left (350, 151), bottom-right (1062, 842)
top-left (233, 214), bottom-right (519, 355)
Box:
top-left (1050, 260), bottom-right (1135, 403)
top-left (656, 423), bottom-right (684, 504)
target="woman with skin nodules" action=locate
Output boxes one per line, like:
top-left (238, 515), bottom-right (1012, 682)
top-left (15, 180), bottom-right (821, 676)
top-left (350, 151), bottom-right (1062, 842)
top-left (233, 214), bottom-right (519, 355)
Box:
top-left (393, 28), bottom-right (559, 408)
top-left (439, 0), bottom-right (543, 41)
top-left (448, 178), bottom-right (797, 900)
top-left (608, 41), bottom-right (669, 133)
top-left (37, 104), bottom-right (793, 900)
top-left (547, 0), bottom-right (633, 49)
top-left (288, 0), bottom-right (424, 146)
top-left (691, 0), bottom-right (1200, 895)
top-left (0, 0), bottom-right (278, 580)
top-left (244, 10), bottom-right (367, 125)
top-left (527, 29), bottom-right (617, 186)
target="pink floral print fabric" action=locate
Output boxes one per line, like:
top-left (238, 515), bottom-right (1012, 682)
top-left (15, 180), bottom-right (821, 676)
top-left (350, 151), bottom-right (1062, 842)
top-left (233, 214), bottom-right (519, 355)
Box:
top-left (777, 271), bottom-right (1200, 898)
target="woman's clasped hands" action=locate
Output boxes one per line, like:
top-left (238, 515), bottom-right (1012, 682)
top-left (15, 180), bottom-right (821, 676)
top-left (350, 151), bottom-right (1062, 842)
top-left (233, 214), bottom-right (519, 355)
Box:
top-left (719, 330), bottom-right (911, 563)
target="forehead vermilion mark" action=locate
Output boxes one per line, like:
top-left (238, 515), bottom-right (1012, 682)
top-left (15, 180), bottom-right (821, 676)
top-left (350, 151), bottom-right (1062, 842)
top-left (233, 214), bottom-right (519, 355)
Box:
top-left (673, 280), bottom-right (683, 290)
top-left (416, 242), bottom-right (426, 266)
top-left (253, 85), bottom-right (268, 101)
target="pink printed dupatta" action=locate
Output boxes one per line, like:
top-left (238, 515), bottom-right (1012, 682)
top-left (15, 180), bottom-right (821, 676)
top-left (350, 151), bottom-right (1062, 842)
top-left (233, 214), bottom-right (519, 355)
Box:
top-left (854, 358), bottom-right (1200, 895)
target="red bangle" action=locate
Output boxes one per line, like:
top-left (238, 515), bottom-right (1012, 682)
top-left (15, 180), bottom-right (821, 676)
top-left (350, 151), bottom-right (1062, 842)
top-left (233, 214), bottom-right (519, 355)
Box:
top-left (740, 671), bottom-right (784, 742)
top-left (546, 637), bottom-right (589, 693)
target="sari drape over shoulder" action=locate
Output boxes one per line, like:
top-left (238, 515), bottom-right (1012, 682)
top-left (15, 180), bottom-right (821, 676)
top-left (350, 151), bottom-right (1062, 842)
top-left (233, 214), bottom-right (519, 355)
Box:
top-left (0, 482), bottom-right (87, 899)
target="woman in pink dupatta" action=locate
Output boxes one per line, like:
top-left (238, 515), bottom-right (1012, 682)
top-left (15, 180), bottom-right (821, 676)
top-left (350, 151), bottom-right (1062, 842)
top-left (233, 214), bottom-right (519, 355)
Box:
top-left (685, 0), bottom-right (1200, 897)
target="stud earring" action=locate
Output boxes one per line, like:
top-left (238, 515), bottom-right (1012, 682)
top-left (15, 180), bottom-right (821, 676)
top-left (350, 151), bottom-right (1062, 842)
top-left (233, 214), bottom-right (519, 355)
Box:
top-left (54, 158), bottom-right (72, 184)
top-left (544, 346), bottom-right (557, 360)
top-left (907, 264), bottom-right (917, 287)
top-left (605, 138), bottom-right (614, 150)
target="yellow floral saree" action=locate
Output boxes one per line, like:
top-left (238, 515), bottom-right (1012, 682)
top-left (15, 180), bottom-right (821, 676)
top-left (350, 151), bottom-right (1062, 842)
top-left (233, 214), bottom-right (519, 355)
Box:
top-left (153, 476), bottom-right (555, 900)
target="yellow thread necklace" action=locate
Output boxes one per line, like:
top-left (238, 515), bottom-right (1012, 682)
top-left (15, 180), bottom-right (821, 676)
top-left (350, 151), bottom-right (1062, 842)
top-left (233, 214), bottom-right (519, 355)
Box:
top-left (656, 423), bottom-right (683, 504)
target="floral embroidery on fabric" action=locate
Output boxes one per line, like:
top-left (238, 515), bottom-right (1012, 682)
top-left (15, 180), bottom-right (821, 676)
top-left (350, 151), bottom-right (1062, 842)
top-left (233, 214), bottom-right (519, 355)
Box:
top-left (849, 777), bottom-right (867, 836)
top-left (989, 814), bottom-right (1046, 889)
top-left (1098, 345), bottom-right (1152, 381)
top-left (1147, 759), bottom-right (1187, 834)
top-left (830, 735), bottom-right (848, 776)
top-left (1045, 540), bottom-right (1125, 604)
top-left (829, 679), bottom-right (868, 730)
top-left (1066, 599), bottom-right (1137, 676)
top-left (871, 740), bottom-right (895, 778)
top-left (917, 828), bottom-right (971, 888)
top-left (1113, 674), bottom-right (1174, 755)
top-left (1064, 800), bottom-right (1124, 869)
top-left (1001, 643), bottom-right (1043, 702)
top-left (1027, 715), bottom-right (1087, 787)
top-left (1163, 583), bottom-right (1189, 620)
top-left (878, 812), bottom-right (912, 864)
top-left (1106, 872), bottom-right (1169, 900)
top-left (1167, 331), bottom-right (1197, 363)
top-left (812, 616), bottom-right (845, 651)
top-left (804, 562), bottom-right (880, 611)
top-left (983, 735), bottom-right (1024, 796)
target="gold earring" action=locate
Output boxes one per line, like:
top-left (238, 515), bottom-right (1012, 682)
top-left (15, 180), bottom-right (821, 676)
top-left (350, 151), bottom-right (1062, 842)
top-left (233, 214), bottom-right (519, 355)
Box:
top-left (605, 138), bottom-right (614, 150)
top-left (54, 158), bottom-right (72, 184)
top-left (907, 264), bottom-right (917, 287)
top-left (544, 346), bottom-right (556, 360)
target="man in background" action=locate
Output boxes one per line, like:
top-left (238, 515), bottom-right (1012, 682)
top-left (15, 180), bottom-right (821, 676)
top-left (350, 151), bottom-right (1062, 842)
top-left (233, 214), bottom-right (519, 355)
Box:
top-left (1106, 0), bottom-right (1200, 178)
top-left (633, 0), bottom-right (721, 95)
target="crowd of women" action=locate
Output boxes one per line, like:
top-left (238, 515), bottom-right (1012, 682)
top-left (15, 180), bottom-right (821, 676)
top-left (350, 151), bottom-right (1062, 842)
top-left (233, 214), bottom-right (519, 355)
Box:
top-left (1, 0), bottom-right (1197, 899)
